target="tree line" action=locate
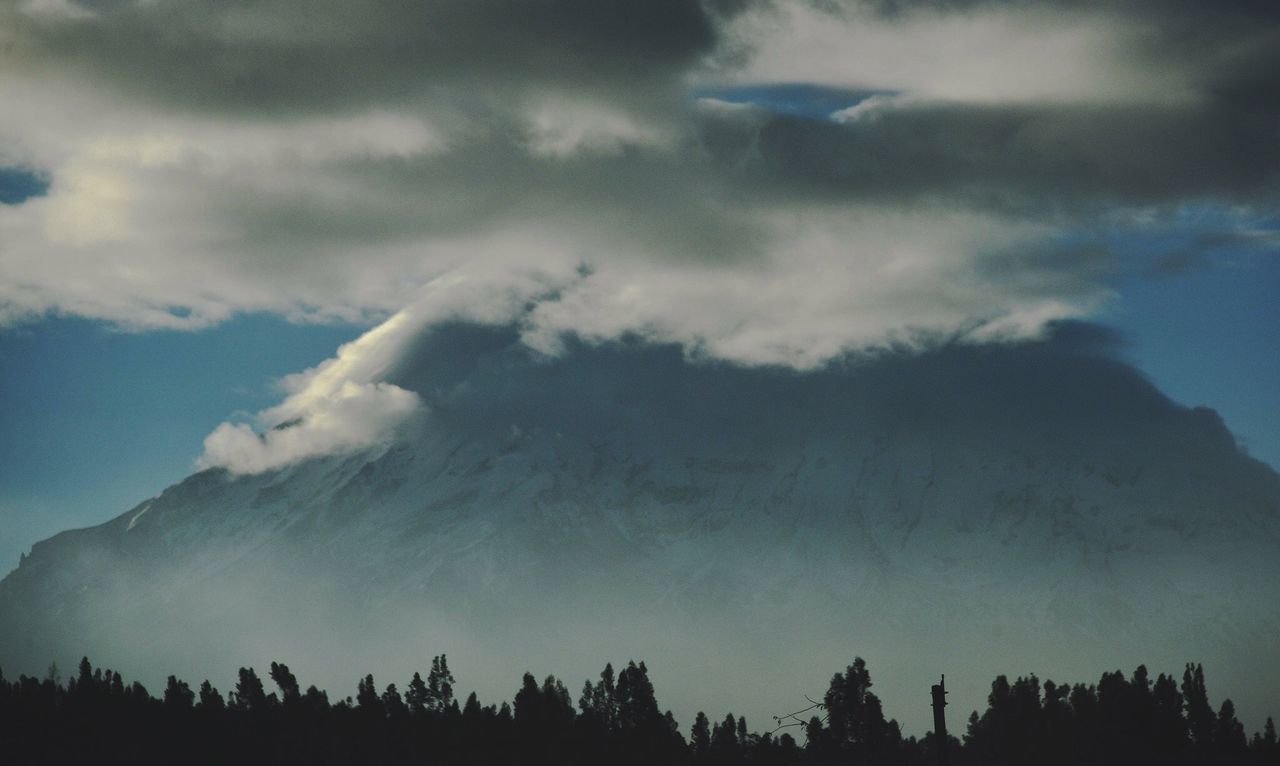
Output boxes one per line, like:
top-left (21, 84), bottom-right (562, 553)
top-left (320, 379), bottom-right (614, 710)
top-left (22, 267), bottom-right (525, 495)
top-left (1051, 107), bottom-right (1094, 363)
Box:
top-left (0, 655), bottom-right (1276, 765)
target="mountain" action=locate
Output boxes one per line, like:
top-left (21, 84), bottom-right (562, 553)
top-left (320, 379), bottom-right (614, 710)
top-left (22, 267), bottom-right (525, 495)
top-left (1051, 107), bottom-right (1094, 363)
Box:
top-left (2, 322), bottom-right (1278, 733)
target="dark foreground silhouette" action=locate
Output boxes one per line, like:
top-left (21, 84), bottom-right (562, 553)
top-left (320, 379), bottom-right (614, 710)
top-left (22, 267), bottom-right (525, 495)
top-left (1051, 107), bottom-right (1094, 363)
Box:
top-left (1, 655), bottom-right (1276, 765)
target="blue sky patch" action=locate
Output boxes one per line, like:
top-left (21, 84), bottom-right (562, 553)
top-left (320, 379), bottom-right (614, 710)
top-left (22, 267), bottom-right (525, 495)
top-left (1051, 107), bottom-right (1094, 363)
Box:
top-left (0, 314), bottom-right (364, 568)
top-left (691, 83), bottom-right (889, 121)
top-left (1087, 208), bottom-right (1280, 468)
top-left (0, 166), bottom-right (50, 205)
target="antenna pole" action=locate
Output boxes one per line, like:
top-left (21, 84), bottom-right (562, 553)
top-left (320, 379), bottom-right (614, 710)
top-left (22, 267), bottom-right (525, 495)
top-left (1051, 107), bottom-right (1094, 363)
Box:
top-left (931, 675), bottom-right (949, 766)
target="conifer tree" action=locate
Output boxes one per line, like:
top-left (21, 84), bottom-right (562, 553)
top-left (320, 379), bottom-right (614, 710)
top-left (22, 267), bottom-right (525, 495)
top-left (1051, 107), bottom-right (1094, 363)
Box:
top-left (302, 685), bottom-right (329, 712)
top-left (616, 661), bottom-right (660, 731)
top-left (197, 680), bottom-right (224, 711)
top-left (1182, 663), bottom-right (1215, 749)
top-left (268, 661), bottom-right (300, 705)
top-left (76, 657), bottom-right (93, 694)
top-left (514, 672), bottom-right (541, 724)
top-left (462, 691), bottom-right (482, 720)
top-left (231, 667), bottom-right (267, 712)
top-left (1151, 672), bottom-right (1186, 753)
top-left (822, 656), bottom-right (897, 763)
top-left (664, 710), bottom-right (680, 738)
top-left (578, 679), bottom-right (596, 719)
top-left (356, 674), bottom-right (381, 714)
top-left (541, 675), bottom-right (574, 727)
top-left (382, 683), bottom-right (407, 718)
top-left (691, 711), bottom-right (711, 756)
top-left (587, 663), bottom-right (618, 729)
top-left (1214, 699), bottom-right (1247, 757)
top-left (406, 671), bottom-right (428, 714)
top-left (712, 713), bottom-right (739, 752)
top-left (427, 654), bottom-right (456, 712)
top-left (163, 675), bottom-right (194, 709)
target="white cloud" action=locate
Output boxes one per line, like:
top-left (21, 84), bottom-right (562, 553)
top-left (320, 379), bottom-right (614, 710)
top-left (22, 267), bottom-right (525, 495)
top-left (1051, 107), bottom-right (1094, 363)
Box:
top-left (197, 311), bottom-right (425, 474)
top-left (707, 4), bottom-right (1199, 106)
top-left (525, 98), bottom-right (674, 158)
top-left (830, 93), bottom-right (924, 123)
top-left (0, 77), bottom-right (453, 327)
top-left (195, 265), bottom-right (580, 473)
top-left (520, 205), bottom-right (1102, 367)
top-left (197, 381), bottom-right (420, 475)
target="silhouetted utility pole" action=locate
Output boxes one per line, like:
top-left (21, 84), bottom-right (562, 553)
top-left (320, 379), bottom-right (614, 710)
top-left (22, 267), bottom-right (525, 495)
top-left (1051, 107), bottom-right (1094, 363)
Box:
top-left (931, 675), bottom-right (949, 766)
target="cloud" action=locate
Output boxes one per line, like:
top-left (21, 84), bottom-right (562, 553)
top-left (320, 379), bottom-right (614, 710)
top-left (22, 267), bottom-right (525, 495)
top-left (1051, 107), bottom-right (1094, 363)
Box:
top-left (709, 3), bottom-right (1199, 105)
top-left (196, 268), bottom-right (581, 473)
top-left (197, 382), bottom-right (420, 475)
top-left (197, 312), bottom-right (425, 473)
top-left (0, 0), bottom-right (1276, 373)
top-left (517, 205), bottom-right (1102, 367)
top-left (524, 98), bottom-right (676, 158)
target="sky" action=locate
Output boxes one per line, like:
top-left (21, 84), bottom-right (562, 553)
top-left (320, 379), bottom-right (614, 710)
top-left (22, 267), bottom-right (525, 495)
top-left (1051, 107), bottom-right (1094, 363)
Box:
top-left (0, 0), bottom-right (1278, 709)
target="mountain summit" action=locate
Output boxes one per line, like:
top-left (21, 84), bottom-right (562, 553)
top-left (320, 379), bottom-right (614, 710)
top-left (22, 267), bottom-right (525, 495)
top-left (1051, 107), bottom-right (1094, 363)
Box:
top-left (3, 322), bottom-right (1277, 732)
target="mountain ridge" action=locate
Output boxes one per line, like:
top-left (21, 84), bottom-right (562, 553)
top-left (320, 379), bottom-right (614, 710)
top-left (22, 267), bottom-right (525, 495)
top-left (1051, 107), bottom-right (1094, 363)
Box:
top-left (2, 322), bottom-right (1278, 734)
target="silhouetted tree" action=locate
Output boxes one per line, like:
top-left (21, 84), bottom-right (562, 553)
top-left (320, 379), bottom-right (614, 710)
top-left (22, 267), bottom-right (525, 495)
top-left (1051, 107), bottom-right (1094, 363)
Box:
top-left (427, 654), bottom-right (456, 712)
top-left (579, 662), bottom-right (619, 729)
top-left (712, 712), bottom-right (740, 755)
top-left (1184, 663), bottom-right (1216, 751)
top-left (382, 683), bottom-right (407, 719)
top-left (163, 675), bottom-right (194, 710)
top-left (1151, 671), bottom-right (1187, 756)
top-left (269, 661), bottom-right (300, 706)
top-left (75, 657), bottom-right (93, 694)
top-left (406, 671), bottom-right (429, 714)
top-left (692, 711), bottom-right (711, 756)
top-left (616, 661), bottom-right (661, 731)
top-left (356, 674), bottom-right (381, 715)
top-left (1251, 717), bottom-right (1279, 764)
top-left (1215, 699), bottom-right (1247, 761)
top-left (4, 654), bottom-right (1278, 766)
top-left (197, 680), bottom-right (224, 711)
top-left (821, 657), bottom-right (902, 765)
top-left (302, 684), bottom-right (329, 712)
top-left (462, 691), bottom-right (482, 720)
top-left (230, 667), bottom-right (268, 712)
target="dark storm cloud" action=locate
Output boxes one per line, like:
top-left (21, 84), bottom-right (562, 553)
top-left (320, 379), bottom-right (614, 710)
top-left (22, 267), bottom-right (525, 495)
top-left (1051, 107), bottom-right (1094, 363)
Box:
top-left (703, 0), bottom-right (1280, 210)
top-left (3, 0), bottom-right (740, 115)
top-left (6, 0), bottom-right (1276, 199)
top-left (833, 0), bottom-right (1280, 31)
top-left (697, 99), bottom-right (1280, 211)
top-left (213, 134), bottom-right (763, 262)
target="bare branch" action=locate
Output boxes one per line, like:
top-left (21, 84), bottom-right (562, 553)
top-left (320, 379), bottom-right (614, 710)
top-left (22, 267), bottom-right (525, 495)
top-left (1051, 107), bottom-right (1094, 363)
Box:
top-left (770, 696), bottom-right (829, 734)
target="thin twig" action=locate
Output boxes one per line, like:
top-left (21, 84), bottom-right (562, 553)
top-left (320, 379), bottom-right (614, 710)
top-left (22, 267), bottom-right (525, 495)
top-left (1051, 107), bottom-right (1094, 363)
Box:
top-left (770, 696), bottom-right (829, 734)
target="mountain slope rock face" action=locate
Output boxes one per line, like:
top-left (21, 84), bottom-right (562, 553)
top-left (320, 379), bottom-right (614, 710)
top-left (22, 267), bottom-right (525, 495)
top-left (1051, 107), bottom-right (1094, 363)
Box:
top-left (2, 323), bottom-right (1278, 732)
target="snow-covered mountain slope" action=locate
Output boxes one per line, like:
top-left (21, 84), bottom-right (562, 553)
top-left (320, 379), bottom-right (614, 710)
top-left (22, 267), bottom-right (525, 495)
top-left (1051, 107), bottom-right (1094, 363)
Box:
top-left (2, 322), bottom-right (1278, 733)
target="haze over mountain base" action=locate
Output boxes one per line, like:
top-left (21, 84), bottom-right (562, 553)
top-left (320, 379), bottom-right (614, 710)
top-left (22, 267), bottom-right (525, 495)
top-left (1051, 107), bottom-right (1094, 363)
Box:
top-left (2, 322), bottom-right (1277, 734)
